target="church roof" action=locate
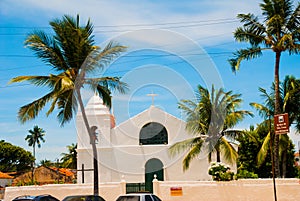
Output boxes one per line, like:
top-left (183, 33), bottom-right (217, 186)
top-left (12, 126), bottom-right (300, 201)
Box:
top-left (115, 105), bottom-right (184, 129)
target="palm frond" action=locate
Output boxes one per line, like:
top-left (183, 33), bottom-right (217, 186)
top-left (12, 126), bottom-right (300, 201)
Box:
top-left (257, 131), bottom-right (271, 167)
top-left (250, 102), bottom-right (271, 119)
top-left (25, 31), bottom-right (67, 71)
top-left (56, 90), bottom-right (77, 126)
top-left (86, 77), bottom-right (129, 95)
top-left (228, 46), bottom-right (264, 72)
top-left (169, 137), bottom-right (203, 158)
top-left (181, 139), bottom-right (204, 171)
top-left (236, 13), bottom-right (267, 45)
top-left (9, 75), bottom-right (52, 87)
top-left (83, 41), bottom-right (127, 73)
top-left (220, 137), bottom-right (238, 165)
top-left (18, 92), bottom-right (55, 123)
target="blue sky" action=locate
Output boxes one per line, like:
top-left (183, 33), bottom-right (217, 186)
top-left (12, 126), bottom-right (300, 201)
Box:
top-left (1, 0), bottom-right (300, 162)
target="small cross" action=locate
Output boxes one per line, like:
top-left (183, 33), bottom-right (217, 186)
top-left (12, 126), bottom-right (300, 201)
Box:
top-left (147, 92), bottom-right (158, 105)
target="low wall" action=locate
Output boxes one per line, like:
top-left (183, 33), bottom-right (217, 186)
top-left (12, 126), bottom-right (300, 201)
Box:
top-left (4, 182), bottom-right (124, 201)
top-left (4, 179), bottom-right (300, 201)
top-left (154, 179), bottom-right (300, 201)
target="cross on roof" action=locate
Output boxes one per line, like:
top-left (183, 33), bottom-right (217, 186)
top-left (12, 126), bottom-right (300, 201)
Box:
top-left (147, 92), bottom-right (158, 105)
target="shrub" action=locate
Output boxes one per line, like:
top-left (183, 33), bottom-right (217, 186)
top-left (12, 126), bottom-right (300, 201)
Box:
top-left (236, 169), bottom-right (258, 179)
top-left (208, 162), bottom-right (234, 181)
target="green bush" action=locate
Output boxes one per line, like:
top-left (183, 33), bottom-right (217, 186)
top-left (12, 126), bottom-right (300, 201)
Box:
top-left (236, 169), bottom-right (258, 179)
top-left (208, 162), bottom-right (234, 181)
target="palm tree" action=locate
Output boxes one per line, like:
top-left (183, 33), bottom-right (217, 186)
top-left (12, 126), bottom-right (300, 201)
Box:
top-left (9, 15), bottom-right (127, 195)
top-left (40, 159), bottom-right (53, 167)
top-left (61, 143), bottom-right (77, 169)
top-left (229, 0), bottom-right (300, 177)
top-left (169, 85), bottom-right (252, 170)
top-left (25, 125), bottom-right (46, 164)
top-left (251, 75), bottom-right (300, 177)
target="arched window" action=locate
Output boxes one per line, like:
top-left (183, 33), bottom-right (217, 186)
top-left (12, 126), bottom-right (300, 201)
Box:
top-left (139, 122), bottom-right (168, 145)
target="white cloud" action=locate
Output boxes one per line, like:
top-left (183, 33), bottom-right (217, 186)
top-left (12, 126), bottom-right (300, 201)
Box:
top-left (1, 0), bottom-right (262, 45)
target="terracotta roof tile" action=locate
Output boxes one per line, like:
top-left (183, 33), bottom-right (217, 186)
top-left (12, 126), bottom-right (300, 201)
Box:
top-left (0, 171), bottom-right (13, 179)
top-left (49, 167), bottom-right (74, 177)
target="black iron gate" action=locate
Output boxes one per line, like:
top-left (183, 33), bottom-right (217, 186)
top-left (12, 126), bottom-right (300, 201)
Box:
top-left (126, 183), bottom-right (147, 193)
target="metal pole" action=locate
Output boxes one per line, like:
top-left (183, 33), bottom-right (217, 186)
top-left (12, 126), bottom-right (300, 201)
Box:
top-left (57, 159), bottom-right (60, 183)
top-left (269, 114), bottom-right (277, 201)
top-left (82, 164), bottom-right (85, 184)
top-left (298, 141), bottom-right (300, 167)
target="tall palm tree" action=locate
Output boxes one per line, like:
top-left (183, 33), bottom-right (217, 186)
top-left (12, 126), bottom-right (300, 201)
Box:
top-left (61, 143), bottom-right (77, 169)
top-left (25, 125), bottom-right (46, 165)
top-left (9, 15), bottom-right (127, 195)
top-left (229, 0), bottom-right (300, 177)
top-left (169, 85), bottom-right (252, 170)
top-left (251, 75), bottom-right (300, 177)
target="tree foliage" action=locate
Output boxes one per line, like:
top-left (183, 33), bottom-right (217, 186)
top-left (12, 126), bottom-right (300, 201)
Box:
top-left (25, 125), bottom-right (45, 162)
top-left (237, 122), bottom-right (297, 178)
top-left (60, 143), bottom-right (77, 169)
top-left (9, 14), bottom-right (128, 195)
top-left (0, 140), bottom-right (34, 172)
top-left (249, 75), bottom-right (300, 177)
top-left (169, 85), bottom-right (252, 170)
top-left (229, 0), bottom-right (300, 177)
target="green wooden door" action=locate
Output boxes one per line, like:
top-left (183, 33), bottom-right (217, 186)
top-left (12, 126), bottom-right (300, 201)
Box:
top-left (145, 158), bottom-right (164, 193)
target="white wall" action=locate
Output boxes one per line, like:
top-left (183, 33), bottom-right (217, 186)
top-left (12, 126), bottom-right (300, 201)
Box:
top-left (4, 183), bottom-right (123, 201)
top-left (5, 179), bottom-right (300, 201)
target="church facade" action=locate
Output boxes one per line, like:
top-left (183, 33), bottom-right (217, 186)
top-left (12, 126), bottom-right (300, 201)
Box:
top-left (76, 95), bottom-right (225, 189)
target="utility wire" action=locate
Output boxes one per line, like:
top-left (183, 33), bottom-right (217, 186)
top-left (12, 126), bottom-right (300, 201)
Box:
top-left (0, 18), bottom-right (240, 36)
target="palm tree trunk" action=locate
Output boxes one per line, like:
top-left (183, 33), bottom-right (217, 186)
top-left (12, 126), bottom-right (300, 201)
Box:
top-left (32, 144), bottom-right (35, 182)
top-left (216, 145), bottom-right (221, 162)
top-left (281, 150), bottom-right (287, 178)
top-left (76, 88), bottom-right (99, 195)
top-left (274, 51), bottom-right (281, 178)
top-left (33, 144), bottom-right (36, 165)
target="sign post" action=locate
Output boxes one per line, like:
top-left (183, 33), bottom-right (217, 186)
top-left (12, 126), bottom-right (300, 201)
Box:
top-left (274, 113), bottom-right (289, 134)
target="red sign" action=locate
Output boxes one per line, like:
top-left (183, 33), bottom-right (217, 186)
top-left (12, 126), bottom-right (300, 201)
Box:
top-left (170, 187), bottom-right (183, 196)
top-left (274, 113), bottom-right (289, 134)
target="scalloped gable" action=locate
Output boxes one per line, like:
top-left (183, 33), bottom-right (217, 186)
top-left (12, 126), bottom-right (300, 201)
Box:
top-left (114, 105), bottom-right (185, 130)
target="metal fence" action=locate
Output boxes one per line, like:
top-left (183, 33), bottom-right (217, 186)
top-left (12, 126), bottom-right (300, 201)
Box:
top-left (126, 183), bottom-right (148, 193)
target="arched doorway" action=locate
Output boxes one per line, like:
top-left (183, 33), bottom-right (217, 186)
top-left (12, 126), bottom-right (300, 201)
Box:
top-left (145, 158), bottom-right (164, 193)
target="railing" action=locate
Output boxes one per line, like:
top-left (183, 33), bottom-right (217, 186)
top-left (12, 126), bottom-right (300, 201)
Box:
top-left (126, 183), bottom-right (147, 193)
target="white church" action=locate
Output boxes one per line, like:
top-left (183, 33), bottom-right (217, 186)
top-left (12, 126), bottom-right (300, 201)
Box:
top-left (76, 95), bottom-right (229, 191)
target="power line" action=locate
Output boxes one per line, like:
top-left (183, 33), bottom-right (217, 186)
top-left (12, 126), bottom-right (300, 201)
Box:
top-left (0, 17), bottom-right (239, 29)
top-left (0, 51), bottom-right (232, 72)
top-left (0, 18), bottom-right (240, 36)
top-left (1, 52), bottom-right (231, 89)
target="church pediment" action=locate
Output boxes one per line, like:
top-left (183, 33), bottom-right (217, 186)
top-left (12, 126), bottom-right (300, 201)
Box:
top-left (115, 105), bottom-right (184, 130)
top-left (111, 106), bottom-right (188, 147)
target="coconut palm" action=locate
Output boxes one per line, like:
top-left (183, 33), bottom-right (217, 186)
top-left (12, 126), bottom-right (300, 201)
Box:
top-left (229, 0), bottom-right (300, 177)
top-left (25, 125), bottom-right (46, 164)
top-left (9, 15), bottom-right (127, 195)
top-left (61, 143), bottom-right (77, 169)
top-left (169, 85), bottom-right (252, 170)
top-left (40, 159), bottom-right (52, 167)
top-left (250, 75), bottom-right (300, 177)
